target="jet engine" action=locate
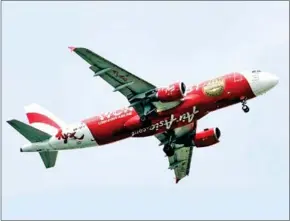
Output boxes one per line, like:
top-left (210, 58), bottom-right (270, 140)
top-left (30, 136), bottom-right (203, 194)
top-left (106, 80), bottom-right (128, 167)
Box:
top-left (155, 82), bottom-right (186, 102)
top-left (193, 127), bottom-right (221, 148)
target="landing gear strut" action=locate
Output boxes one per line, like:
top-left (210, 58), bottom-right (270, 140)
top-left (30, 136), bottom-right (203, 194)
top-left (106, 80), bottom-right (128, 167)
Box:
top-left (241, 98), bottom-right (250, 113)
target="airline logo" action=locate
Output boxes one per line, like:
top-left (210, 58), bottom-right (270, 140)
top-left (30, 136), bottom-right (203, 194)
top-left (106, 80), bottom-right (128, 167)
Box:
top-left (132, 106), bottom-right (199, 136)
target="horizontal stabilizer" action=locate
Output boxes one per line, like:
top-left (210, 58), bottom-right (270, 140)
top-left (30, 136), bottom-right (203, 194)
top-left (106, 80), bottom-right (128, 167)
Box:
top-left (39, 151), bottom-right (58, 168)
top-left (7, 119), bottom-right (51, 143)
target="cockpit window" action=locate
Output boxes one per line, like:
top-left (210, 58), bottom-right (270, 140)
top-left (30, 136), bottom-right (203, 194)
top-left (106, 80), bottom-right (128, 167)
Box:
top-left (252, 70), bottom-right (261, 73)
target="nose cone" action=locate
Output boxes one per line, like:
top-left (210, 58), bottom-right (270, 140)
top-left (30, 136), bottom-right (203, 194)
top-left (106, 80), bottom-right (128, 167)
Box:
top-left (258, 72), bottom-right (279, 93)
top-left (245, 71), bottom-right (279, 96)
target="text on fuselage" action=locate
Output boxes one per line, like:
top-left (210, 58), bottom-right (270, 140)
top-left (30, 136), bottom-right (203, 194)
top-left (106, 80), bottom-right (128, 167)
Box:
top-left (98, 107), bottom-right (134, 125)
top-left (132, 106), bottom-right (199, 136)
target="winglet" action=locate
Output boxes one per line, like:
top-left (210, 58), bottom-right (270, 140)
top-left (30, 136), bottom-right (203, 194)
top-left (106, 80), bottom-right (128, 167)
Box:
top-left (68, 46), bottom-right (76, 52)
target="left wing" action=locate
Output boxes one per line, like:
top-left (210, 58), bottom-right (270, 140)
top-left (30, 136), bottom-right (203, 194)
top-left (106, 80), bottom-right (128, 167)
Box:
top-left (70, 47), bottom-right (156, 101)
top-left (155, 123), bottom-right (196, 183)
top-left (70, 47), bottom-right (181, 117)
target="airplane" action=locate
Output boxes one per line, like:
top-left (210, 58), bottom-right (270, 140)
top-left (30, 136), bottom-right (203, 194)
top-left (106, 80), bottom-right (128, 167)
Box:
top-left (7, 47), bottom-right (279, 183)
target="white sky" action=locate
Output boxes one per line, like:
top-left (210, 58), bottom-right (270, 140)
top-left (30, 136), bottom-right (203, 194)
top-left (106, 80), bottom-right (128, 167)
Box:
top-left (2, 1), bottom-right (289, 220)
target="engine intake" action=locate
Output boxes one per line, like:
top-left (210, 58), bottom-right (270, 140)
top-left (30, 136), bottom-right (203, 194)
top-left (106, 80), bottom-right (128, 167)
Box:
top-left (194, 127), bottom-right (221, 148)
top-left (156, 82), bottom-right (186, 102)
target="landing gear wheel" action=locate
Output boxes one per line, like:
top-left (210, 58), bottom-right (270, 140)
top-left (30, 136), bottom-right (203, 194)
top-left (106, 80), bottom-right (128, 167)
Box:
top-left (241, 97), bottom-right (250, 113)
top-left (163, 145), bottom-right (174, 157)
top-left (140, 115), bottom-right (151, 127)
top-left (140, 115), bottom-right (147, 122)
top-left (242, 105), bottom-right (250, 113)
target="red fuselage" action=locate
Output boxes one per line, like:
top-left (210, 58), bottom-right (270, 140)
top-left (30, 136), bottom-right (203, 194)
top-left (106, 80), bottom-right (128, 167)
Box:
top-left (83, 72), bottom-right (255, 145)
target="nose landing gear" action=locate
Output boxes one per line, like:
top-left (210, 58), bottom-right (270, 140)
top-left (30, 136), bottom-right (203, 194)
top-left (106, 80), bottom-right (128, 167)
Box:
top-left (241, 97), bottom-right (250, 113)
top-left (242, 105), bottom-right (250, 113)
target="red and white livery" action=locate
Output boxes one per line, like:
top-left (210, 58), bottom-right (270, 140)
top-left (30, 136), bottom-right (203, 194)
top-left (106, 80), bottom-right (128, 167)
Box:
top-left (7, 47), bottom-right (279, 183)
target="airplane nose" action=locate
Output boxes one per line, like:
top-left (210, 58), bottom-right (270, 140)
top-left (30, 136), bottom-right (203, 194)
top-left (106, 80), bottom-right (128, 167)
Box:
top-left (245, 71), bottom-right (279, 96)
top-left (259, 72), bottom-right (279, 92)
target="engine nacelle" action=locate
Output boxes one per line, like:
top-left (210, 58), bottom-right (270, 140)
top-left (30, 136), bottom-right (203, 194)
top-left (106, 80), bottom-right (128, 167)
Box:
top-left (156, 82), bottom-right (186, 102)
top-left (194, 127), bottom-right (221, 148)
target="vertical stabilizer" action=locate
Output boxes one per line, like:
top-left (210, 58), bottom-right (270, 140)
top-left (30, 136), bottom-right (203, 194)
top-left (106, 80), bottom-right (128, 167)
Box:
top-left (24, 103), bottom-right (66, 135)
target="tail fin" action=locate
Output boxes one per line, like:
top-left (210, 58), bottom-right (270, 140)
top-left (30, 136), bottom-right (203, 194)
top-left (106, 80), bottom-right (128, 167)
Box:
top-left (24, 103), bottom-right (66, 135)
top-left (7, 119), bottom-right (58, 169)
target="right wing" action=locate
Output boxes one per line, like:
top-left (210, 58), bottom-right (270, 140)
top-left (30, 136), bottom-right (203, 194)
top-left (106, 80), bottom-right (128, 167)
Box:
top-left (168, 145), bottom-right (194, 183)
top-left (155, 122), bottom-right (196, 183)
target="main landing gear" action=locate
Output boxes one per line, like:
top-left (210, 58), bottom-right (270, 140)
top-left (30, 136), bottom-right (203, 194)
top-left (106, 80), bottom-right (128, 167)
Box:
top-left (140, 106), bottom-right (157, 126)
top-left (241, 97), bottom-right (250, 113)
top-left (162, 132), bottom-right (176, 157)
top-left (140, 115), bottom-right (152, 127)
top-left (140, 115), bottom-right (148, 122)
top-left (162, 130), bottom-right (197, 157)
top-left (163, 144), bottom-right (175, 157)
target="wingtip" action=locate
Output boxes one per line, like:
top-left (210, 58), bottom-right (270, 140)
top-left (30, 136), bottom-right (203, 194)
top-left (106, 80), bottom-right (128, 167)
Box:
top-left (175, 178), bottom-right (180, 184)
top-left (68, 46), bottom-right (76, 52)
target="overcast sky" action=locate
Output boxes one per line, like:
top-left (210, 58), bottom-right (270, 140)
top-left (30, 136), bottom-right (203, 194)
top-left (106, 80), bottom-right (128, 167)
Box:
top-left (2, 1), bottom-right (289, 220)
